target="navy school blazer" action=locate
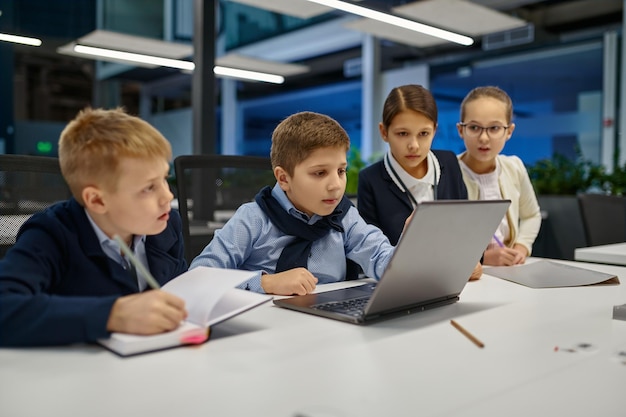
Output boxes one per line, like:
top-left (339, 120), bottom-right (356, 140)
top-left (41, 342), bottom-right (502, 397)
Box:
top-left (0, 198), bottom-right (187, 346)
top-left (357, 149), bottom-right (468, 245)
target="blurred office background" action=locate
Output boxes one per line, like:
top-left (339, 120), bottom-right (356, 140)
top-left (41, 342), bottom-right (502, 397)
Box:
top-left (0, 0), bottom-right (622, 171)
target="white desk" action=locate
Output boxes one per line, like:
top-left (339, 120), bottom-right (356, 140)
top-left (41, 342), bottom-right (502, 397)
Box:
top-left (2, 259), bottom-right (626, 417)
top-left (575, 242), bottom-right (626, 266)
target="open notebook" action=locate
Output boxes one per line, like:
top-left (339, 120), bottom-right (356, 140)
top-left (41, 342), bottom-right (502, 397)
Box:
top-left (98, 266), bottom-right (272, 356)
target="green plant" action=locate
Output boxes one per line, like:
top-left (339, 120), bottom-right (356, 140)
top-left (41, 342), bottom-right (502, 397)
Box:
top-left (346, 148), bottom-right (366, 195)
top-left (527, 153), bottom-right (606, 195)
top-left (603, 161), bottom-right (626, 196)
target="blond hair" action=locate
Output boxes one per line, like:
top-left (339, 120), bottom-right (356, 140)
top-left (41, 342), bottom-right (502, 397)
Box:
top-left (270, 111), bottom-right (350, 176)
top-left (58, 107), bottom-right (172, 205)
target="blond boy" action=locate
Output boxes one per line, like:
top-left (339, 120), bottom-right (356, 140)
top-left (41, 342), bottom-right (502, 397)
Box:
top-left (0, 108), bottom-right (187, 346)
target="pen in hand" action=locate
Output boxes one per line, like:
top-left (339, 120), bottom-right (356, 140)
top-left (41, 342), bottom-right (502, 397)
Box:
top-left (450, 320), bottom-right (484, 349)
top-left (113, 235), bottom-right (161, 290)
top-left (493, 234), bottom-right (505, 248)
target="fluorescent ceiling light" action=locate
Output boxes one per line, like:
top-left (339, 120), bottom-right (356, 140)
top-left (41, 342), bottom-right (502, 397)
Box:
top-left (58, 30), bottom-right (298, 83)
top-left (302, 0), bottom-right (474, 46)
top-left (76, 30), bottom-right (192, 58)
top-left (216, 53), bottom-right (308, 77)
top-left (214, 66), bottom-right (284, 84)
top-left (0, 32), bottom-right (42, 47)
top-left (345, 18), bottom-right (449, 48)
top-left (73, 45), bottom-right (195, 70)
top-left (67, 44), bottom-right (286, 84)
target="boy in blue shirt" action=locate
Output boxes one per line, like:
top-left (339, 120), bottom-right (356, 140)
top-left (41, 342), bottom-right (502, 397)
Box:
top-left (0, 108), bottom-right (188, 346)
top-left (191, 111), bottom-right (395, 295)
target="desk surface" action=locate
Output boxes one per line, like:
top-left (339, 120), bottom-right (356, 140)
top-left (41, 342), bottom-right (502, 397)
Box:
top-left (575, 242), bottom-right (626, 266)
top-left (2, 259), bottom-right (626, 417)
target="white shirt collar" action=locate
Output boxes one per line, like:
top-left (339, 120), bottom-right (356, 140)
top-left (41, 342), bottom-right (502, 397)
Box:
top-left (271, 183), bottom-right (322, 225)
top-left (85, 210), bottom-right (145, 253)
top-left (384, 151), bottom-right (440, 204)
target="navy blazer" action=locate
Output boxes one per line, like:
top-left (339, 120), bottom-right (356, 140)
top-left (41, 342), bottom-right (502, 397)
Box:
top-left (357, 150), bottom-right (468, 245)
top-left (0, 198), bottom-right (187, 346)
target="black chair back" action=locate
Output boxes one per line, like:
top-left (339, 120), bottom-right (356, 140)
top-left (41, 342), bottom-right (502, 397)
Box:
top-left (173, 154), bottom-right (274, 264)
top-left (577, 193), bottom-right (626, 246)
top-left (0, 154), bottom-right (71, 258)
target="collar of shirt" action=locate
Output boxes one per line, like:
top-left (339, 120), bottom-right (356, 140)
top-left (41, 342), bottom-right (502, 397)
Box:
top-left (385, 151), bottom-right (440, 204)
top-left (85, 210), bottom-right (146, 262)
top-left (84, 210), bottom-right (150, 290)
top-left (271, 182), bottom-right (323, 226)
top-left (459, 157), bottom-right (502, 200)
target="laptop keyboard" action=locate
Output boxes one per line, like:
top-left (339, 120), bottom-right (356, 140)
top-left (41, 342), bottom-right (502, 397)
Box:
top-left (313, 297), bottom-right (370, 317)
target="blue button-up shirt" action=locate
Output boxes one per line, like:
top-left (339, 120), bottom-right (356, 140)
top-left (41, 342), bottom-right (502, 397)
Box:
top-left (190, 183), bottom-right (395, 293)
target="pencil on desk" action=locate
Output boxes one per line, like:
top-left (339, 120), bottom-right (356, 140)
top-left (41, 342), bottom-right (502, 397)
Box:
top-left (450, 320), bottom-right (484, 348)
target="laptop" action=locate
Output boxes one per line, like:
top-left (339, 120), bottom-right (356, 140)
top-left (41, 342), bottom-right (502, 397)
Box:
top-left (273, 199), bottom-right (511, 324)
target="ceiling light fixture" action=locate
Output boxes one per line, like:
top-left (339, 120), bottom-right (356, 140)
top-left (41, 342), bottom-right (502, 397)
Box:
top-left (0, 32), bottom-right (42, 47)
top-left (214, 66), bottom-right (284, 84)
top-left (302, 0), bottom-right (474, 46)
top-left (74, 45), bottom-right (194, 70)
top-left (71, 44), bottom-right (285, 84)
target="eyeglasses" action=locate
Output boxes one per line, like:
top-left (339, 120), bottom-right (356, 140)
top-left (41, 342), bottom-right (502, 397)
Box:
top-left (459, 123), bottom-right (509, 139)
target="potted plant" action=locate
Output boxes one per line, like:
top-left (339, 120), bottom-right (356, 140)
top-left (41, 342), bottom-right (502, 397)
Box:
top-left (602, 161), bottom-right (626, 196)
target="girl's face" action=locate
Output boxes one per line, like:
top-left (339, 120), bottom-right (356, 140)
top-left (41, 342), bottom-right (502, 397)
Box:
top-left (380, 109), bottom-right (436, 178)
top-left (458, 96), bottom-right (515, 171)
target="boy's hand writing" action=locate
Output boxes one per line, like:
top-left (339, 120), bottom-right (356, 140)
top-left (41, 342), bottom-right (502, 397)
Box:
top-left (107, 291), bottom-right (187, 335)
top-left (261, 267), bottom-right (318, 295)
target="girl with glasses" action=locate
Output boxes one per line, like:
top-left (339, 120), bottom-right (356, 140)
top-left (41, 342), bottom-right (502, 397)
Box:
top-left (457, 86), bottom-right (541, 266)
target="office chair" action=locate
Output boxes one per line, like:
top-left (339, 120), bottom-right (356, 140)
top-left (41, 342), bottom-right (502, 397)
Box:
top-left (0, 154), bottom-right (71, 258)
top-left (577, 193), bottom-right (626, 247)
top-left (173, 154), bottom-right (274, 264)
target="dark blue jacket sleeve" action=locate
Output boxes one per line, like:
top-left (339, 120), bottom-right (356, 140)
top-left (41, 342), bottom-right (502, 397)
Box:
top-left (358, 161), bottom-right (413, 245)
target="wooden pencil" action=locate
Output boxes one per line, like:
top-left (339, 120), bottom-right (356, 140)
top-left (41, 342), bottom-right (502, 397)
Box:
top-left (450, 320), bottom-right (485, 348)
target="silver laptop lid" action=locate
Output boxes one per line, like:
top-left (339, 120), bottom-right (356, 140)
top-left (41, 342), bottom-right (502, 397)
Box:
top-left (364, 200), bottom-right (511, 316)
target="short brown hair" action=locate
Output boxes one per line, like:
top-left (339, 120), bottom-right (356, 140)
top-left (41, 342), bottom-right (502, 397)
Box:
top-left (58, 107), bottom-right (172, 205)
top-left (381, 84), bottom-right (438, 129)
top-left (270, 111), bottom-right (350, 176)
top-left (460, 86), bottom-right (513, 124)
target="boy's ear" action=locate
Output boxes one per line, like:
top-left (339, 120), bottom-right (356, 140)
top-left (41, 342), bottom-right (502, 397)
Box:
top-left (274, 166), bottom-right (290, 192)
top-left (82, 186), bottom-right (107, 214)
